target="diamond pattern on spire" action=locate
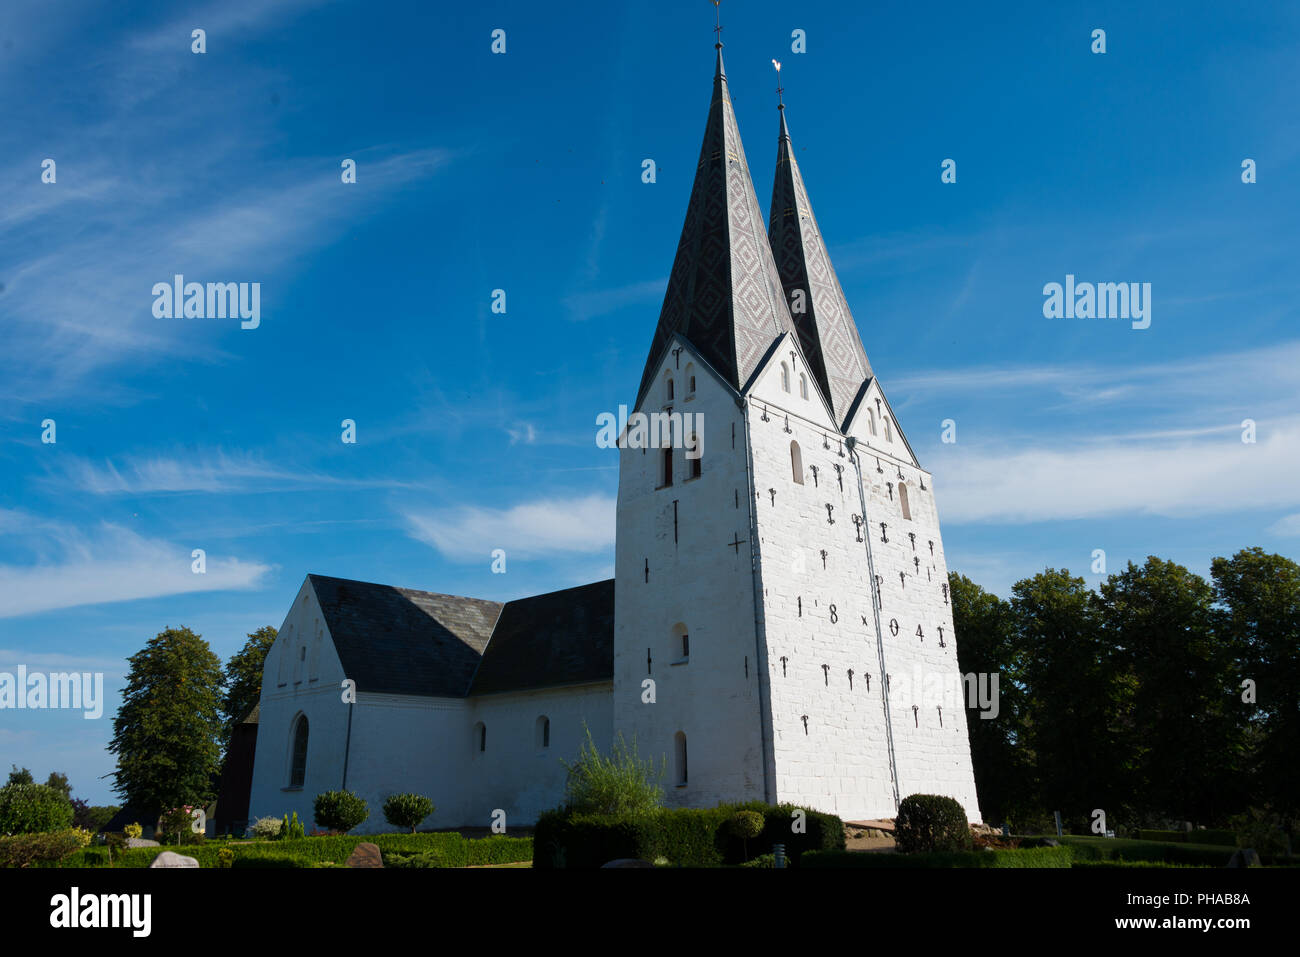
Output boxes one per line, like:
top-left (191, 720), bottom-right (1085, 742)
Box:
top-left (635, 50), bottom-right (797, 409)
top-left (768, 111), bottom-right (873, 429)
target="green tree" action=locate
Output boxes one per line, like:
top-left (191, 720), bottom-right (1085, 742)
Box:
top-left (109, 626), bottom-right (224, 818)
top-left (1211, 548), bottom-right (1300, 822)
top-left (949, 573), bottom-right (1031, 824)
top-left (219, 626), bottom-right (277, 751)
top-left (560, 724), bottom-right (664, 816)
top-left (313, 790), bottom-right (369, 833)
top-left (6, 767), bottom-right (33, 786)
top-left (383, 793), bottom-right (435, 833)
top-left (1099, 557), bottom-right (1243, 824)
top-left (1009, 568), bottom-right (1124, 826)
top-left (44, 772), bottom-right (72, 802)
top-left (0, 782), bottom-right (73, 835)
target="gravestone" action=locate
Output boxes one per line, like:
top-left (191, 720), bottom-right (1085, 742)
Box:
top-left (346, 842), bottom-right (383, 868)
top-left (1227, 848), bottom-right (1261, 868)
top-left (150, 851), bottom-right (199, 868)
top-left (126, 838), bottom-right (159, 848)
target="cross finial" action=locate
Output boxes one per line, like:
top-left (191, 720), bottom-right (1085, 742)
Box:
top-left (713, 0), bottom-right (723, 49)
top-left (772, 59), bottom-right (784, 109)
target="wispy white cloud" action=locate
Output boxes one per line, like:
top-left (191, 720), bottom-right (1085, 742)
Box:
top-left (936, 417), bottom-right (1300, 524)
top-left (0, 521), bottom-right (272, 619)
top-left (562, 278), bottom-right (665, 322)
top-left (893, 340), bottom-right (1300, 407)
top-left (0, 649), bottom-right (126, 674)
top-left (129, 0), bottom-right (329, 54)
top-left (404, 494), bottom-right (616, 562)
top-left (506, 423), bottom-right (538, 445)
top-left (57, 448), bottom-right (425, 495)
top-left (1266, 513), bottom-right (1300, 537)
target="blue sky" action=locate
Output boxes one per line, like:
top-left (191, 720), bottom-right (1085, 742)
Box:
top-left (1, 0), bottom-right (1297, 803)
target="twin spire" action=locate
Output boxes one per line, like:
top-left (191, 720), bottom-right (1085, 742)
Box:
top-left (636, 46), bottom-right (873, 431)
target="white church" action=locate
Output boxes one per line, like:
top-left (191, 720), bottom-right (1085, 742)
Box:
top-left (246, 41), bottom-right (983, 833)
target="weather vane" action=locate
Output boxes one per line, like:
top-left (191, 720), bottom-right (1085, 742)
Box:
top-left (713, 0), bottom-right (723, 48)
top-left (773, 59), bottom-right (783, 108)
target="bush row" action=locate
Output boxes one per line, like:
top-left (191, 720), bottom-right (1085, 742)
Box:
top-left (533, 802), bottom-right (844, 868)
top-left (801, 846), bottom-right (1073, 868)
top-left (1134, 829), bottom-right (1237, 847)
top-left (1041, 836), bottom-right (1235, 867)
top-left (42, 832), bottom-right (531, 869)
top-left (0, 831), bottom-right (85, 867)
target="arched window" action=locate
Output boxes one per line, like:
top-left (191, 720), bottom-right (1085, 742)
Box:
top-left (799, 373), bottom-right (808, 400)
top-left (665, 375), bottom-right (675, 402)
top-left (686, 364), bottom-right (696, 395)
top-left (688, 436), bottom-right (701, 479)
top-left (899, 481), bottom-right (912, 520)
top-left (661, 446), bottom-right (673, 487)
top-left (884, 417), bottom-right (893, 442)
top-left (780, 363), bottom-right (790, 392)
top-left (535, 716), bottom-right (550, 749)
top-left (289, 714), bottom-right (308, 788)
top-left (672, 622), bottom-right (689, 661)
top-left (790, 440), bottom-right (804, 484)
top-left (867, 408), bottom-right (878, 437)
top-left (674, 731), bottom-right (688, 786)
top-left (473, 721), bottom-right (486, 754)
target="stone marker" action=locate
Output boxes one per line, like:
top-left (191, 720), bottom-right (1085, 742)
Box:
top-left (126, 838), bottom-right (160, 848)
top-left (1227, 848), bottom-right (1261, 868)
top-left (601, 858), bottom-right (654, 868)
top-left (346, 842), bottom-right (383, 868)
top-left (150, 851), bottom-right (199, 868)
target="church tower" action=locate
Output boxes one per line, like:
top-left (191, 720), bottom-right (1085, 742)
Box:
top-left (612, 42), bottom-right (981, 822)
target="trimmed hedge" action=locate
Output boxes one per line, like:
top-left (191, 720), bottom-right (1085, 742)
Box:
top-left (802, 846), bottom-right (1073, 868)
top-left (43, 832), bottom-right (530, 868)
top-left (1135, 829), bottom-right (1236, 847)
top-left (895, 794), bottom-right (971, 854)
top-left (1044, 835), bottom-right (1234, 867)
top-left (533, 802), bottom-right (845, 868)
top-left (467, 835), bottom-right (534, 866)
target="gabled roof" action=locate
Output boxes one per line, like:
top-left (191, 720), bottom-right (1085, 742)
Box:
top-left (469, 579), bottom-right (615, 695)
top-left (304, 574), bottom-right (615, 699)
top-left (768, 108), bottom-right (873, 430)
top-left (308, 574), bottom-right (502, 697)
top-left (635, 46), bottom-right (798, 410)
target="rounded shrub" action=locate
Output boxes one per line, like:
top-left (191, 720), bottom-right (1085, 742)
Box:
top-left (249, 816), bottom-right (282, 839)
top-left (313, 790), bottom-right (369, 834)
top-left (383, 793), bottom-right (435, 833)
top-left (0, 783), bottom-right (74, 835)
top-left (728, 809), bottom-right (765, 860)
top-left (895, 794), bottom-right (971, 854)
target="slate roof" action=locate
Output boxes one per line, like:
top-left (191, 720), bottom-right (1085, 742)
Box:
top-left (635, 46), bottom-right (798, 410)
top-left (468, 579), bottom-right (615, 696)
top-left (769, 108), bottom-right (873, 430)
top-left (306, 574), bottom-right (614, 699)
top-left (308, 574), bottom-right (503, 697)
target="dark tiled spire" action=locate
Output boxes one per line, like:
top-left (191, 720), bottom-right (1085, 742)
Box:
top-left (768, 107), bottom-right (873, 429)
top-left (635, 47), bottom-right (797, 409)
